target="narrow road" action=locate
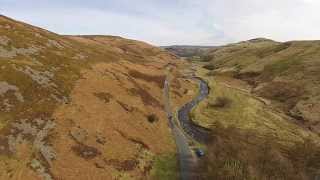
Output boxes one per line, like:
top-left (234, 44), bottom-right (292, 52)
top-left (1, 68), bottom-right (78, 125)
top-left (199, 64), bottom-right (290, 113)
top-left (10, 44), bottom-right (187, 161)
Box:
top-left (164, 76), bottom-right (210, 180)
top-left (177, 78), bottom-right (211, 143)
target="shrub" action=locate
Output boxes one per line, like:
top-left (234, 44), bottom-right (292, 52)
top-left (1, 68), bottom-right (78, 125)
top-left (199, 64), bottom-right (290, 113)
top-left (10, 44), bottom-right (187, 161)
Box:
top-left (147, 114), bottom-right (159, 123)
top-left (200, 55), bottom-right (212, 62)
top-left (208, 97), bottom-right (232, 108)
top-left (206, 71), bottom-right (216, 76)
top-left (203, 64), bottom-right (215, 70)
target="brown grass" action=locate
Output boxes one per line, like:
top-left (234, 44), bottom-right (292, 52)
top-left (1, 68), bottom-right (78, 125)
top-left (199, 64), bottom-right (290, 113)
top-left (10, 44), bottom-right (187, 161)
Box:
top-left (128, 83), bottom-right (163, 109)
top-left (128, 70), bottom-right (166, 88)
top-left (198, 123), bottom-right (320, 180)
top-left (104, 159), bottom-right (139, 171)
top-left (255, 82), bottom-right (304, 110)
top-left (0, 15), bottom-right (188, 179)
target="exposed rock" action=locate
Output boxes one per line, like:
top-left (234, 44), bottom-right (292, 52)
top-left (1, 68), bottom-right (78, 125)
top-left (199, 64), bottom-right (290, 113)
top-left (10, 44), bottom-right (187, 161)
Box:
top-left (12, 119), bottom-right (38, 137)
top-left (72, 53), bottom-right (87, 60)
top-left (46, 39), bottom-right (63, 49)
top-left (2, 99), bottom-right (13, 112)
top-left (0, 81), bottom-right (24, 102)
top-left (30, 159), bottom-right (53, 180)
top-left (0, 36), bottom-right (10, 46)
top-left (7, 134), bottom-right (23, 154)
top-left (14, 66), bottom-right (57, 88)
top-left (33, 120), bottom-right (56, 166)
top-left (10, 119), bottom-right (56, 166)
top-left (71, 144), bottom-right (101, 159)
top-left (0, 46), bottom-right (41, 58)
top-left (34, 33), bottom-right (43, 38)
top-left (50, 94), bottom-right (68, 104)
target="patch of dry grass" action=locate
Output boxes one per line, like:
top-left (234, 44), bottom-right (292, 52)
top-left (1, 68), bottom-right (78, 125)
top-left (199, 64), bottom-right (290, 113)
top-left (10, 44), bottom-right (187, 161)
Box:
top-left (128, 70), bottom-right (166, 88)
top-left (198, 123), bottom-right (320, 180)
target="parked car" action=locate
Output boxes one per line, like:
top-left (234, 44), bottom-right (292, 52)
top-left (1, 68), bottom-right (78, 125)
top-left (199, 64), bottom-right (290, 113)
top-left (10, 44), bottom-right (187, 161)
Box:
top-left (194, 148), bottom-right (205, 157)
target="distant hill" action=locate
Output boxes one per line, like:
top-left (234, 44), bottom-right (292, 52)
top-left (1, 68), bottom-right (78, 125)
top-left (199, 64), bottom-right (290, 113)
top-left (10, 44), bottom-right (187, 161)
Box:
top-left (161, 45), bottom-right (216, 58)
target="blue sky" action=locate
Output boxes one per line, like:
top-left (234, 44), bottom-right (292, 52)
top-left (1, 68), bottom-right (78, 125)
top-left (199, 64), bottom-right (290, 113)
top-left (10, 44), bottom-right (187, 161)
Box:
top-left (1, 0), bottom-right (320, 46)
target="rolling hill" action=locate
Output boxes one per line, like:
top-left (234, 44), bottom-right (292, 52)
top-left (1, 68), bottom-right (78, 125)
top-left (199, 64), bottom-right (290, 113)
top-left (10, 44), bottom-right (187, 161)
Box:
top-left (189, 38), bottom-right (320, 179)
top-left (0, 15), bottom-right (197, 180)
top-left (202, 38), bottom-right (320, 133)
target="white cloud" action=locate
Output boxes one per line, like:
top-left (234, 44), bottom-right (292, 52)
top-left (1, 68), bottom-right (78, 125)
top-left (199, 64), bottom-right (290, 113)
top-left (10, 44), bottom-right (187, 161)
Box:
top-left (204, 0), bottom-right (320, 42)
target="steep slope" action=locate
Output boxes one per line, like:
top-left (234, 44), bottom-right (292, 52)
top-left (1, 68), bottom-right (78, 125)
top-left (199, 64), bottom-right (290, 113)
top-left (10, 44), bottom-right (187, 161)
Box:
top-left (204, 38), bottom-right (320, 133)
top-left (0, 15), bottom-right (196, 180)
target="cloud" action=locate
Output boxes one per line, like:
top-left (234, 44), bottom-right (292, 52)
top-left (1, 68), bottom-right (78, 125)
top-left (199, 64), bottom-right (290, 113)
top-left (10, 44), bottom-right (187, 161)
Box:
top-left (1, 0), bottom-right (320, 45)
top-left (204, 0), bottom-right (320, 42)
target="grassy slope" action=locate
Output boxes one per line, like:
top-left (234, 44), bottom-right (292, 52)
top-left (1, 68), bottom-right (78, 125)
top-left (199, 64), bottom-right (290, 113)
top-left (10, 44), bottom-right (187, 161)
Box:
top-left (0, 15), bottom-right (195, 179)
top-left (191, 38), bottom-right (320, 179)
top-left (192, 71), bottom-right (316, 145)
top-left (193, 67), bottom-right (320, 180)
top-left (204, 38), bottom-right (320, 133)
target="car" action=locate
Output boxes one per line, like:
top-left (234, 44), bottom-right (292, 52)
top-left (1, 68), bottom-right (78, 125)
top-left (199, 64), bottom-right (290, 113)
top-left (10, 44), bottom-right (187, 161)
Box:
top-left (194, 148), bottom-right (205, 157)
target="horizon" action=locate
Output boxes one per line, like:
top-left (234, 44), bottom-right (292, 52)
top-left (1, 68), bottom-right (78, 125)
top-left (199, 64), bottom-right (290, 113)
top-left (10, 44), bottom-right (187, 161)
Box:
top-left (1, 0), bottom-right (320, 46)
top-left (1, 14), bottom-right (319, 47)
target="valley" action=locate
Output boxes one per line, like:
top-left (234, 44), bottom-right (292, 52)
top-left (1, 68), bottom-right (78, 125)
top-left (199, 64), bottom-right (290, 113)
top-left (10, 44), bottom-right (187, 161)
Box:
top-left (169, 39), bottom-right (320, 179)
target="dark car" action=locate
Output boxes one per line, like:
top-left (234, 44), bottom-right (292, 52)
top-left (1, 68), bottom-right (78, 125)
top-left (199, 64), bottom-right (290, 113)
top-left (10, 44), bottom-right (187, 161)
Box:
top-left (194, 148), bottom-right (205, 157)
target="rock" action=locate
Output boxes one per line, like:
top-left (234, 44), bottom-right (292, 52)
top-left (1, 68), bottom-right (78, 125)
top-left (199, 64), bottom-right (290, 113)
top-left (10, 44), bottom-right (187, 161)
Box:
top-left (30, 159), bottom-right (53, 180)
top-left (0, 81), bottom-right (24, 102)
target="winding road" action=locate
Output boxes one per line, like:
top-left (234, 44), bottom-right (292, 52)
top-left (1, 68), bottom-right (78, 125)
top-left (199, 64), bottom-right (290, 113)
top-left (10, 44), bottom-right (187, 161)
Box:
top-left (177, 78), bottom-right (211, 143)
top-left (164, 75), bottom-right (210, 180)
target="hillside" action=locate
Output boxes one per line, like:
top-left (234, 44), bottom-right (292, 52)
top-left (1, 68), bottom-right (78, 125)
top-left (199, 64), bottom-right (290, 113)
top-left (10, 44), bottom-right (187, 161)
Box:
top-left (189, 38), bottom-right (320, 179)
top-left (0, 15), bottom-right (197, 180)
top-left (202, 38), bottom-right (320, 133)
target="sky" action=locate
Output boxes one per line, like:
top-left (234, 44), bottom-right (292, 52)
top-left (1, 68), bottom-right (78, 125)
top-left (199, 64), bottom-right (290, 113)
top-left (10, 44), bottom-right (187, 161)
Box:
top-left (1, 0), bottom-right (320, 46)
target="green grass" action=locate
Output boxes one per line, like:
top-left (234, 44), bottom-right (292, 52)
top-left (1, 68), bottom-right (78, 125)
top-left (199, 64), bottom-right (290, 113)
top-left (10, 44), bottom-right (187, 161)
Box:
top-left (189, 39), bottom-right (320, 179)
top-left (192, 68), bottom-right (319, 146)
top-left (150, 153), bottom-right (179, 180)
top-left (193, 67), bottom-right (320, 180)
